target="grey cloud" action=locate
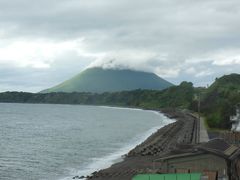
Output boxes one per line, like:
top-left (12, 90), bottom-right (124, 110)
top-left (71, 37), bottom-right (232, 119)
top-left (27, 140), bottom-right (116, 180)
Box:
top-left (0, 0), bottom-right (240, 91)
top-left (0, 56), bottom-right (91, 92)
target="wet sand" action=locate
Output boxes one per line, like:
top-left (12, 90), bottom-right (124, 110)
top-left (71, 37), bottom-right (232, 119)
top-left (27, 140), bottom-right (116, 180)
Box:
top-left (74, 109), bottom-right (199, 180)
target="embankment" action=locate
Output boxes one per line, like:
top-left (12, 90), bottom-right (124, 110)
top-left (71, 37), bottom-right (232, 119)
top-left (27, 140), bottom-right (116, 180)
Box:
top-left (73, 109), bottom-right (199, 180)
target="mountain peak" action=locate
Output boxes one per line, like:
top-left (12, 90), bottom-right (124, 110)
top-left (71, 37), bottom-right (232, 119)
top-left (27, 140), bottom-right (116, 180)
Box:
top-left (41, 67), bottom-right (173, 93)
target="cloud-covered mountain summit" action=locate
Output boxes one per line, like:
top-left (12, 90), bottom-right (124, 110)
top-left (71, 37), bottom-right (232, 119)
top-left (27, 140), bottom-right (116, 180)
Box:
top-left (41, 67), bottom-right (173, 93)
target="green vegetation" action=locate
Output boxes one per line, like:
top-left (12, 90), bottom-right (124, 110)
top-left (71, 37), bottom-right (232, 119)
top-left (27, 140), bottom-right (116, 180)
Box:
top-left (195, 74), bottom-right (240, 129)
top-left (0, 81), bottom-right (194, 109)
top-left (0, 73), bottom-right (239, 130)
top-left (41, 68), bottom-right (173, 93)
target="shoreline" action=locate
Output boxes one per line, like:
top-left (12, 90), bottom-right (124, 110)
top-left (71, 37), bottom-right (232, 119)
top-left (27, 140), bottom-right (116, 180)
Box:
top-left (73, 108), bottom-right (199, 180)
top-left (1, 103), bottom-right (172, 180)
top-left (0, 102), bottom-right (198, 180)
top-left (70, 124), bottom-right (168, 180)
top-left (69, 108), bottom-right (173, 180)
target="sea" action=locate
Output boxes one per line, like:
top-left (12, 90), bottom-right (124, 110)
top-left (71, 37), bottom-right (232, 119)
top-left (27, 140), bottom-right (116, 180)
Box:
top-left (0, 103), bottom-right (173, 180)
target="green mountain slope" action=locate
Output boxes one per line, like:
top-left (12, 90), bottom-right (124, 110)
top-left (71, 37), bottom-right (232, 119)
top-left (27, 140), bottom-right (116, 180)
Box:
top-left (41, 68), bottom-right (173, 93)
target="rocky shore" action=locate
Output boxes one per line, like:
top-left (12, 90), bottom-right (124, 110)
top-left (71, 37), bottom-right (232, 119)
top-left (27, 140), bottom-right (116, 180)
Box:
top-left (73, 109), bottom-right (199, 180)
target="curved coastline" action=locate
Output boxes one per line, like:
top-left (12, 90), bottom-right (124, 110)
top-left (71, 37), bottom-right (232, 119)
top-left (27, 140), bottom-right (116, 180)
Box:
top-left (75, 108), bottom-right (199, 180)
top-left (60, 108), bottom-right (174, 180)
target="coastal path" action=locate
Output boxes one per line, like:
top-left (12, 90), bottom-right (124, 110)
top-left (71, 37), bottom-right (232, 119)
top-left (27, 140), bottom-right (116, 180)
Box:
top-left (199, 117), bottom-right (209, 142)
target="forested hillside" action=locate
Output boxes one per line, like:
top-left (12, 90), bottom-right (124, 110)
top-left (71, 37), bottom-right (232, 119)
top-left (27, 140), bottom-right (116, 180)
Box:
top-left (195, 74), bottom-right (240, 129)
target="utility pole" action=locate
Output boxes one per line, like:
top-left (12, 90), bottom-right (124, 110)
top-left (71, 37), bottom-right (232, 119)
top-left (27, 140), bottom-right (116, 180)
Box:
top-left (197, 93), bottom-right (201, 143)
top-left (198, 93), bottom-right (201, 120)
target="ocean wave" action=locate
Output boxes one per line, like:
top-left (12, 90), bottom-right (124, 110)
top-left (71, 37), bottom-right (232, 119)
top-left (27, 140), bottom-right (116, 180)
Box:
top-left (59, 112), bottom-right (174, 180)
top-left (99, 105), bottom-right (145, 111)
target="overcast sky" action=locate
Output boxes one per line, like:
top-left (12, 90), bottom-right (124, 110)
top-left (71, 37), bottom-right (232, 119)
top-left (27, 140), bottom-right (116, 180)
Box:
top-left (0, 0), bottom-right (240, 92)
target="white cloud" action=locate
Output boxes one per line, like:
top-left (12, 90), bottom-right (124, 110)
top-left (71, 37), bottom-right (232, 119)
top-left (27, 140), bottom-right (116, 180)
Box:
top-left (88, 50), bottom-right (158, 70)
top-left (195, 69), bottom-right (214, 77)
top-left (212, 50), bottom-right (240, 66)
top-left (87, 50), bottom-right (181, 77)
top-left (155, 67), bottom-right (181, 78)
top-left (185, 49), bottom-right (240, 67)
top-left (185, 67), bottom-right (196, 74)
top-left (0, 38), bottom-right (97, 69)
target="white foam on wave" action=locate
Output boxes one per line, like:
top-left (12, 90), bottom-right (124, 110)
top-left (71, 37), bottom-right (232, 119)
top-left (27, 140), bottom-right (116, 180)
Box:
top-left (99, 105), bottom-right (144, 111)
top-left (99, 106), bottom-right (168, 118)
top-left (99, 106), bottom-right (167, 117)
top-left (59, 111), bottom-right (174, 180)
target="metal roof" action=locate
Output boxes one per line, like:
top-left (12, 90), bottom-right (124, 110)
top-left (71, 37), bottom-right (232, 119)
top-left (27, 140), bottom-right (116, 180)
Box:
top-left (155, 139), bottom-right (240, 162)
top-left (224, 145), bottom-right (239, 156)
top-left (198, 139), bottom-right (230, 152)
top-left (156, 152), bottom-right (204, 162)
top-left (198, 139), bottom-right (239, 157)
top-left (132, 173), bottom-right (201, 180)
